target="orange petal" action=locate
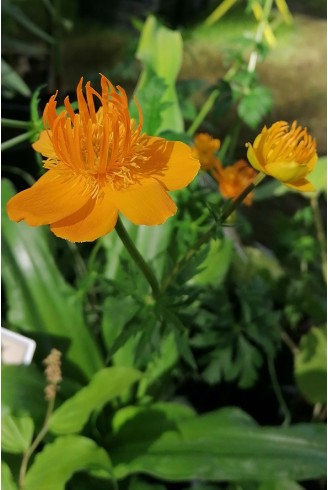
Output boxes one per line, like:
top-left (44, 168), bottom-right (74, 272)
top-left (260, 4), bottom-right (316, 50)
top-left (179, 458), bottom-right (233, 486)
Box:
top-left (32, 130), bottom-right (57, 159)
top-left (284, 178), bottom-right (315, 192)
top-left (50, 191), bottom-right (118, 242)
top-left (144, 137), bottom-right (200, 191)
top-left (111, 178), bottom-right (177, 225)
top-left (246, 143), bottom-right (266, 173)
top-left (7, 170), bottom-right (90, 226)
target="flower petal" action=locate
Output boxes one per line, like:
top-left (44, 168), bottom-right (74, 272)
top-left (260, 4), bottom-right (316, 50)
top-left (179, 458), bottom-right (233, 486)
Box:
top-left (111, 178), bottom-right (177, 225)
top-left (265, 161), bottom-right (308, 182)
top-left (7, 170), bottom-right (90, 226)
top-left (284, 178), bottom-right (315, 192)
top-left (246, 143), bottom-right (266, 173)
top-left (32, 130), bottom-right (56, 159)
top-left (144, 137), bottom-right (200, 191)
top-left (50, 191), bottom-right (118, 242)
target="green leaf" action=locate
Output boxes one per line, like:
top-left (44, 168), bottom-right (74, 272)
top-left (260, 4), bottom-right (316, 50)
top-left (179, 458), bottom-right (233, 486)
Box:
top-left (238, 86), bottom-right (272, 129)
top-left (2, 414), bottom-right (34, 453)
top-left (258, 481), bottom-right (305, 490)
top-left (110, 406), bottom-right (326, 482)
top-left (137, 333), bottom-right (178, 398)
top-left (25, 436), bottom-right (112, 490)
top-left (130, 75), bottom-right (171, 136)
top-left (306, 156), bottom-right (327, 196)
top-left (190, 238), bottom-right (233, 286)
top-left (135, 15), bottom-right (184, 133)
top-left (2, 364), bottom-right (46, 424)
top-left (2, 462), bottom-right (18, 490)
top-left (1, 58), bottom-right (31, 97)
top-left (111, 402), bottom-right (196, 434)
top-left (295, 326), bottom-right (327, 404)
top-left (2, 180), bottom-right (103, 379)
top-left (49, 367), bottom-right (141, 434)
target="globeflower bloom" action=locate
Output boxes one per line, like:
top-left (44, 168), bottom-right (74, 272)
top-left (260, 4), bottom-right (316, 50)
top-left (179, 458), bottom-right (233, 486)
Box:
top-left (192, 133), bottom-right (221, 170)
top-left (7, 75), bottom-right (200, 242)
top-left (212, 160), bottom-right (257, 206)
top-left (246, 121), bottom-right (317, 192)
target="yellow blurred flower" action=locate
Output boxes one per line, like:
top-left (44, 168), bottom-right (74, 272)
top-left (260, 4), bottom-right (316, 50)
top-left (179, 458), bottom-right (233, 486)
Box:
top-left (246, 121), bottom-right (318, 192)
top-left (212, 160), bottom-right (258, 206)
top-left (192, 133), bottom-right (221, 170)
top-left (7, 75), bottom-right (200, 242)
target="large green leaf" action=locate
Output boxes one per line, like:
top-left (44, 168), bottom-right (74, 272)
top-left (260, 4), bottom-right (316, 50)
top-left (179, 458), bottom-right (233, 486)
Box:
top-left (2, 414), bottom-right (34, 453)
top-left (49, 367), bottom-right (141, 434)
top-left (294, 326), bottom-right (327, 404)
top-left (1, 179), bottom-right (103, 379)
top-left (2, 364), bottom-right (46, 423)
top-left (109, 405), bottom-right (326, 482)
top-left (2, 462), bottom-right (18, 490)
top-left (135, 15), bottom-right (184, 134)
top-left (25, 436), bottom-right (112, 490)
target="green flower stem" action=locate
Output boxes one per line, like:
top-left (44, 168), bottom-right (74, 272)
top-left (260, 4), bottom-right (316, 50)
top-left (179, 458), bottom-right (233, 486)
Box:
top-left (19, 396), bottom-right (55, 489)
top-left (187, 89), bottom-right (220, 137)
top-left (115, 217), bottom-right (160, 298)
top-left (310, 195), bottom-right (327, 283)
top-left (267, 354), bottom-right (291, 426)
top-left (220, 172), bottom-right (266, 222)
top-left (1, 130), bottom-right (35, 152)
top-left (1, 118), bottom-right (31, 129)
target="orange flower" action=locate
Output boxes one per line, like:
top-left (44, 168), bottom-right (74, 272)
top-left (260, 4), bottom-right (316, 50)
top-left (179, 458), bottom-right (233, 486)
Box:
top-left (212, 160), bottom-right (257, 205)
top-left (192, 133), bottom-right (221, 170)
top-left (7, 75), bottom-right (200, 242)
top-left (246, 121), bottom-right (317, 192)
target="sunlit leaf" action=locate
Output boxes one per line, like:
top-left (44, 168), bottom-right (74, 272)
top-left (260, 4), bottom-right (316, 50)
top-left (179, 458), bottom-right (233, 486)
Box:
top-left (25, 436), bottom-right (112, 490)
top-left (49, 367), bottom-right (141, 434)
top-left (110, 406), bottom-right (326, 481)
top-left (2, 414), bottom-right (34, 454)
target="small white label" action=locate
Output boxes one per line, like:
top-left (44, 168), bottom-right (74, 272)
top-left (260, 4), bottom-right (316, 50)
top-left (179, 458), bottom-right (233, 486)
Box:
top-left (1, 327), bottom-right (36, 365)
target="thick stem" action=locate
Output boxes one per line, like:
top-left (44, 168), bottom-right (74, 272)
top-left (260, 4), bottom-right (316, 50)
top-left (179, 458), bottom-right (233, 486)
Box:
top-left (19, 397), bottom-right (55, 489)
top-left (220, 172), bottom-right (266, 222)
top-left (115, 217), bottom-right (160, 298)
